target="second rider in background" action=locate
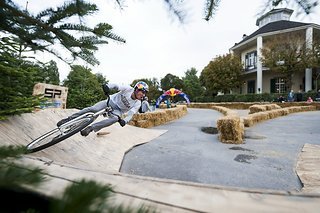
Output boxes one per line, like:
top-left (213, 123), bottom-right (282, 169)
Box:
top-left (56, 81), bottom-right (149, 136)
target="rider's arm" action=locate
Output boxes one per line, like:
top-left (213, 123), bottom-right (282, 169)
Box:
top-left (107, 83), bottom-right (132, 91)
top-left (123, 102), bottom-right (141, 123)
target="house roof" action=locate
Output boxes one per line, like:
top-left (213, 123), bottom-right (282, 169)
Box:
top-left (231, 20), bottom-right (312, 49)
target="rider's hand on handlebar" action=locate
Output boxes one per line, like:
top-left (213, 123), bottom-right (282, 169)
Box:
top-left (119, 119), bottom-right (126, 127)
top-left (102, 84), bottom-right (110, 95)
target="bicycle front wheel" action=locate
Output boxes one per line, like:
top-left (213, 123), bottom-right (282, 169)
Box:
top-left (26, 116), bottom-right (94, 153)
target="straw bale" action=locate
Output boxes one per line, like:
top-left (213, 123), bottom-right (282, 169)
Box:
top-left (211, 106), bottom-right (238, 117)
top-left (266, 104), bottom-right (281, 110)
top-left (242, 105), bottom-right (318, 127)
top-left (242, 117), bottom-right (252, 127)
top-left (129, 105), bottom-right (187, 128)
top-left (217, 115), bottom-right (244, 144)
top-left (268, 109), bottom-right (281, 119)
top-left (249, 104), bottom-right (281, 114)
top-left (135, 120), bottom-right (150, 128)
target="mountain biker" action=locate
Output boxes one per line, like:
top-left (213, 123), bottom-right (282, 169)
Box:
top-left (56, 81), bottom-right (149, 136)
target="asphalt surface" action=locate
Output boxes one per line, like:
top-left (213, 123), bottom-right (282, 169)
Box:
top-left (120, 108), bottom-right (320, 191)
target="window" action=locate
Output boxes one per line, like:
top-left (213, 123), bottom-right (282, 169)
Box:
top-left (271, 77), bottom-right (286, 93)
top-left (245, 51), bottom-right (257, 70)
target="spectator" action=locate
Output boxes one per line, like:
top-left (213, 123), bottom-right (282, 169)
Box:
top-left (278, 95), bottom-right (285, 103)
top-left (140, 97), bottom-right (151, 113)
top-left (296, 90), bottom-right (303, 102)
top-left (165, 99), bottom-right (171, 108)
top-left (316, 89), bottom-right (320, 102)
top-left (287, 90), bottom-right (295, 102)
top-left (306, 97), bottom-right (313, 103)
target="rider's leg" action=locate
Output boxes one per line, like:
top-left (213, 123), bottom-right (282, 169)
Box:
top-left (57, 100), bottom-right (108, 126)
top-left (80, 105), bottom-right (123, 136)
top-left (90, 115), bottom-right (119, 132)
top-left (86, 106), bottom-right (122, 132)
top-left (72, 100), bottom-right (108, 117)
top-left (81, 113), bottom-right (120, 136)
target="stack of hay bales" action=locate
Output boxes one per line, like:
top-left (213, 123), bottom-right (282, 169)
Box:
top-left (243, 105), bottom-right (316, 127)
top-left (129, 105), bottom-right (187, 128)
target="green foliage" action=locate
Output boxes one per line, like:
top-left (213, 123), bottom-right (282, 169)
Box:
top-left (182, 67), bottom-right (204, 101)
top-left (160, 73), bottom-right (184, 91)
top-left (0, 36), bottom-right (61, 119)
top-left (200, 53), bottom-right (243, 94)
top-left (0, 59), bottom-right (40, 119)
top-left (63, 65), bottom-right (105, 109)
top-left (50, 180), bottom-right (114, 212)
top-left (0, 0), bottom-right (125, 66)
top-left (95, 72), bottom-right (108, 85)
top-left (261, 32), bottom-right (313, 89)
top-left (36, 60), bottom-right (60, 85)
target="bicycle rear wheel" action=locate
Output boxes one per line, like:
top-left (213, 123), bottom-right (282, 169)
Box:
top-left (26, 116), bottom-right (95, 153)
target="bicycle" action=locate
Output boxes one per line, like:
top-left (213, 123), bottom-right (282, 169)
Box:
top-left (26, 85), bottom-right (120, 153)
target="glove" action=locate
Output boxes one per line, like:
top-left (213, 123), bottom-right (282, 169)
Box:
top-left (119, 119), bottom-right (126, 127)
top-left (102, 84), bottom-right (110, 95)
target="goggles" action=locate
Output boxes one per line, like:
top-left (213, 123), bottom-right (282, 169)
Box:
top-left (137, 88), bottom-right (147, 94)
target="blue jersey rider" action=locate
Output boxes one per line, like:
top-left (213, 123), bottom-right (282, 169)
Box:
top-left (56, 81), bottom-right (149, 136)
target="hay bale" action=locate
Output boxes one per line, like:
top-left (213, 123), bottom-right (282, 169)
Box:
top-left (129, 105), bottom-right (187, 128)
top-left (217, 115), bottom-right (244, 144)
top-left (249, 104), bottom-right (281, 114)
top-left (135, 120), bottom-right (151, 128)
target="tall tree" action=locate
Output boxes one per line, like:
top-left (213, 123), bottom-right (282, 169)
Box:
top-left (0, 37), bottom-right (46, 119)
top-left (182, 67), bottom-right (204, 101)
top-left (36, 60), bottom-right (60, 85)
top-left (160, 73), bottom-right (184, 91)
top-left (95, 72), bottom-right (108, 85)
top-left (63, 65), bottom-right (105, 109)
top-left (261, 32), bottom-right (315, 90)
top-left (0, 0), bottom-right (125, 66)
top-left (200, 53), bottom-right (243, 94)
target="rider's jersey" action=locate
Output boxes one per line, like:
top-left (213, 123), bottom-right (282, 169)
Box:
top-left (108, 83), bottom-right (141, 123)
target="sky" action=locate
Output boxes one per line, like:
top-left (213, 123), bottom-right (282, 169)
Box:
top-left (22, 0), bottom-right (320, 85)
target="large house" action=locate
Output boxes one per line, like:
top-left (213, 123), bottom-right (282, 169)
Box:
top-left (230, 8), bottom-right (320, 94)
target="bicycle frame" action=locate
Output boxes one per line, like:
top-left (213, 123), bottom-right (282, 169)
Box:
top-left (26, 91), bottom-right (120, 153)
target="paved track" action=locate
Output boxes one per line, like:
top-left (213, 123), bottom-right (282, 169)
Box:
top-left (121, 108), bottom-right (320, 191)
top-left (1, 108), bottom-right (320, 212)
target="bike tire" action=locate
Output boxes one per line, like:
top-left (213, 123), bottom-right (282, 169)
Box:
top-left (26, 116), bottom-right (95, 153)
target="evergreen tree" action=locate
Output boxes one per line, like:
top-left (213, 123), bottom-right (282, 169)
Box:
top-left (37, 60), bottom-right (60, 85)
top-left (63, 65), bottom-right (105, 109)
top-left (95, 72), bottom-right (108, 85)
top-left (0, 46), bottom-right (41, 119)
top-left (0, 0), bottom-right (125, 66)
